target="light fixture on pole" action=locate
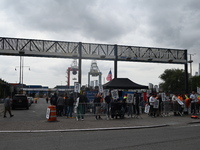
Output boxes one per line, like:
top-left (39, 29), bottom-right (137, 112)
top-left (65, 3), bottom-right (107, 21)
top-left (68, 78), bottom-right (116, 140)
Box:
top-left (188, 53), bottom-right (196, 78)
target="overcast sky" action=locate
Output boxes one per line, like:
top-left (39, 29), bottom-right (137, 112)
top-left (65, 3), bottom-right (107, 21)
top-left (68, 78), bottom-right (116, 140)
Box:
top-left (0, 0), bottom-right (200, 88)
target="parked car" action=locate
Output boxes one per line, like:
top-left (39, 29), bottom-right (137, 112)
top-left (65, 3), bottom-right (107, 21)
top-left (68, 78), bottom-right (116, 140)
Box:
top-left (12, 94), bottom-right (29, 110)
top-left (27, 97), bottom-right (34, 105)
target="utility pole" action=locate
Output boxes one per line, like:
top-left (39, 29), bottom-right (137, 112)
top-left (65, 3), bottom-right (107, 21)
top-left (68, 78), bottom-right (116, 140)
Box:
top-left (187, 53), bottom-right (196, 92)
top-left (15, 56), bottom-right (30, 93)
top-left (188, 53), bottom-right (196, 78)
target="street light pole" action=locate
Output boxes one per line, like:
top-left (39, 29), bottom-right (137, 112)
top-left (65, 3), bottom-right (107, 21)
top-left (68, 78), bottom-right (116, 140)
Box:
top-left (19, 56), bottom-right (23, 85)
top-left (188, 53), bottom-right (196, 78)
top-left (15, 54), bottom-right (30, 93)
top-left (187, 53), bottom-right (196, 92)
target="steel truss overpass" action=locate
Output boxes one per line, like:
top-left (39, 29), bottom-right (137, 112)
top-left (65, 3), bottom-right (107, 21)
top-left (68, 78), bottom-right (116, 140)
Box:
top-left (0, 37), bottom-right (189, 92)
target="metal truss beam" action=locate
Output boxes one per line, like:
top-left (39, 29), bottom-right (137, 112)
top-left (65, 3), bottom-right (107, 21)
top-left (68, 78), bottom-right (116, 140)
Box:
top-left (0, 37), bottom-right (187, 64)
top-left (0, 37), bottom-right (189, 93)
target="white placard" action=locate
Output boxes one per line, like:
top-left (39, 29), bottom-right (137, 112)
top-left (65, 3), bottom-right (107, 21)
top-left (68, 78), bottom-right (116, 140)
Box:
top-left (111, 89), bottom-right (119, 100)
top-left (99, 84), bottom-right (103, 93)
top-left (127, 94), bottom-right (133, 103)
top-left (103, 89), bottom-right (110, 98)
top-left (46, 108), bottom-right (50, 119)
top-left (160, 93), bottom-right (166, 101)
top-left (144, 104), bottom-right (150, 113)
top-left (197, 87), bottom-right (200, 94)
top-left (153, 99), bottom-right (159, 109)
top-left (74, 82), bottom-right (80, 93)
top-left (176, 98), bottom-right (184, 106)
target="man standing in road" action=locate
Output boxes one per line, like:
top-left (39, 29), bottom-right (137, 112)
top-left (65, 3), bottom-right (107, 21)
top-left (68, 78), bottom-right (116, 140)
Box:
top-left (4, 95), bottom-right (14, 118)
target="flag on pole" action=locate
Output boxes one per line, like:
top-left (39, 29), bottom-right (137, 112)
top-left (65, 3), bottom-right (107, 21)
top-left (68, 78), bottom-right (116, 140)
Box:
top-left (106, 70), bottom-right (112, 81)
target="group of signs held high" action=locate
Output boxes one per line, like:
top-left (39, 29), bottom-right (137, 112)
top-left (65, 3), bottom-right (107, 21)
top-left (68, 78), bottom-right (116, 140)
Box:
top-left (74, 82), bottom-right (135, 103)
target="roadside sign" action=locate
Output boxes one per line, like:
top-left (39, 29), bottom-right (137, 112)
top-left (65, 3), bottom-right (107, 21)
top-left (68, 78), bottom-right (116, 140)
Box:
top-left (46, 108), bottom-right (50, 119)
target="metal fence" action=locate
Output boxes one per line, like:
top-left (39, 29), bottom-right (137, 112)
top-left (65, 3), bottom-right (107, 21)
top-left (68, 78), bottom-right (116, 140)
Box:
top-left (70, 101), bottom-right (197, 118)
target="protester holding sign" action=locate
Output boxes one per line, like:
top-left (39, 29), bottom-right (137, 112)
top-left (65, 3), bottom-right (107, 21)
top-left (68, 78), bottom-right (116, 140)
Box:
top-left (148, 93), bottom-right (156, 117)
top-left (127, 94), bottom-right (133, 118)
top-left (172, 94), bottom-right (179, 116)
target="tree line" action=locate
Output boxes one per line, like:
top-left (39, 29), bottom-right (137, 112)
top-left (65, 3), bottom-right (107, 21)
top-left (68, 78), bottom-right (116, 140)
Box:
top-left (159, 68), bottom-right (200, 94)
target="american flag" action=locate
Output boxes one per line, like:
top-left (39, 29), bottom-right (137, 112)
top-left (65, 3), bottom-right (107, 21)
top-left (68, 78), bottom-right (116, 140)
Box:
top-left (106, 70), bottom-right (112, 81)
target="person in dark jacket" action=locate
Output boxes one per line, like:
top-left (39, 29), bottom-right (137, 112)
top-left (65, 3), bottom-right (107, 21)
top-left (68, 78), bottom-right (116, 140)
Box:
top-left (50, 93), bottom-right (58, 115)
top-left (46, 97), bottom-right (49, 103)
top-left (66, 93), bottom-right (74, 118)
top-left (134, 92), bottom-right (140, 115)
top-left (50, 93), bottom-right (58, 106)
top-left (75, 92), bottom-right (88, 121)
top-left (105, 92), bottom-right (112, 120)
top-left (94, 93), bottom-right (102, 120)
top-left (63, 95), bottom-right (68, 116)
top-left (79, 92), bottom-right (88, 115)
top-left (121, 94), bottom-right (127, 116)
top-left (57, 94), bottom-right (65, 116)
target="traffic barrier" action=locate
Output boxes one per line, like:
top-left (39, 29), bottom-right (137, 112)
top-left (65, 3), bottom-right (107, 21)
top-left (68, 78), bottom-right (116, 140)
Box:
top-left (46, 105), bottom-right (57, 121)
top-left (191, 115), bottom-right (199, 119)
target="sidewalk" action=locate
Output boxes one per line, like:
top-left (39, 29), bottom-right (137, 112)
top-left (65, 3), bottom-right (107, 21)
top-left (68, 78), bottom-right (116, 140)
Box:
top-left (0, 112), bottom-right (200, 132)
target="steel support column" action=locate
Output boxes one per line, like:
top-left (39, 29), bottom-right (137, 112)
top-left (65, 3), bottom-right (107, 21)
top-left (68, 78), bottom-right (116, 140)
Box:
top-left (185, 63), bottom-right (189, 93)
top-left (78, 42), bottom-right (82, 85)
top-left (114, 44), bottom-right (118, 79)
top-left (184, 50), bottom-right (189, 93)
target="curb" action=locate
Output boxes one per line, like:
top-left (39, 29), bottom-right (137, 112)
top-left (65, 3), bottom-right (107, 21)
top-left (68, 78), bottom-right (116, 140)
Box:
top-left (188, 121), bottom-right (200, 124)
top-left (0, 124), bottom-right (169, 133)
top-left (0, 104), bottom-right (3, 115)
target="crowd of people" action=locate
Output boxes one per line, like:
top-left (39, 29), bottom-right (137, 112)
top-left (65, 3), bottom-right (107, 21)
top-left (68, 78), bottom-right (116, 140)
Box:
top-left (47, 90), bottom-right (200, 121)
top-left (48, 91), bottom-right (144, 121)
top-left (4, 90), bottom-right (199, 121)
top-left (147, 91), bottom-right (200, 117)
top-left (49, 92), bottom-right (88, 121)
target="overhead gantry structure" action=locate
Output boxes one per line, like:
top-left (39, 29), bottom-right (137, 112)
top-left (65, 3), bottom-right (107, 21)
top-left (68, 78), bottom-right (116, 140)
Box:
top-left (66, 59), bottom-right (78, 87)
top-left (88, 60), bottom-right (102, 87)
top-left (0, 37), bottom-right (188, 92)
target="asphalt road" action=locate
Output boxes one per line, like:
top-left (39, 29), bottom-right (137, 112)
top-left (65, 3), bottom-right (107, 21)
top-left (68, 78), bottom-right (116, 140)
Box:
top-left (0, 123), bottom-right (200, 150)
top-left (0, 98), bottom-right (200, 150)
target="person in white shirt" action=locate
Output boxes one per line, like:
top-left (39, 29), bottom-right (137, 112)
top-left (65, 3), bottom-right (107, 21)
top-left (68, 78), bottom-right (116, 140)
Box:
top-left (149, 94), bottom-right (156, 117)
top-left (190, 91), bottom-right (197, 115)
top-left (172, 94), bottom-right (179, 116)
top-left (163, 93), bottom-right (170, 116)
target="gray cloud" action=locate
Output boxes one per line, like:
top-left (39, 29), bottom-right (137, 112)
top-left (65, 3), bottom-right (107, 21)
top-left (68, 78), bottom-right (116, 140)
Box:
top-left (1, 0), bottom-right (200, 87)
